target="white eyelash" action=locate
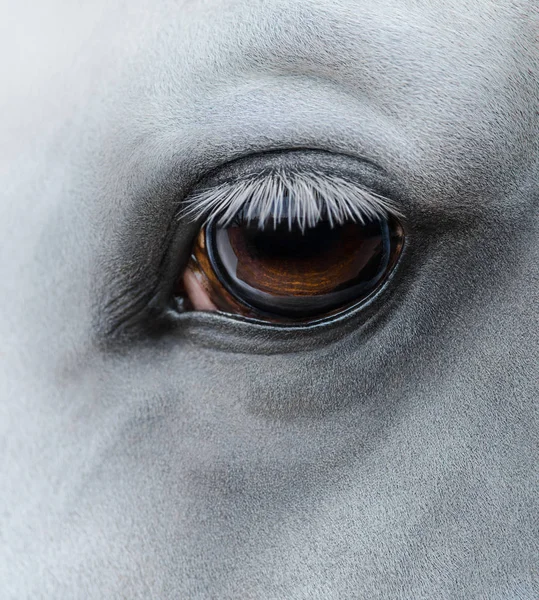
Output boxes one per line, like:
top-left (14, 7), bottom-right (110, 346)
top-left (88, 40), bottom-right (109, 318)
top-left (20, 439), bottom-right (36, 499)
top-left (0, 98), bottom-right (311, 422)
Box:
top-left (182, 169), bottom-right (401, 231)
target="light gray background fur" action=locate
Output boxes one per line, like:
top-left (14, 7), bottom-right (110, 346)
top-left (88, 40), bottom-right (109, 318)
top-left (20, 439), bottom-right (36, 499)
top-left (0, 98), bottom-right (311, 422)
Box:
top-left (1, 0), bottom-right (538, 598)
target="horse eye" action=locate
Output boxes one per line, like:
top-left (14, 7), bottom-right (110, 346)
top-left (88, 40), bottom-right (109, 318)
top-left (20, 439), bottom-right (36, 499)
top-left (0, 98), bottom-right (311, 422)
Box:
top-left (177, 212), bottom-right (405, 323)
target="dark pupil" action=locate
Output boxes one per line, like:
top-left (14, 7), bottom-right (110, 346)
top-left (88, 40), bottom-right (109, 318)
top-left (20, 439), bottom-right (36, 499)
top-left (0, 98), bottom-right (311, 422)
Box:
top-left (207, 218), bottom-right (394, 318)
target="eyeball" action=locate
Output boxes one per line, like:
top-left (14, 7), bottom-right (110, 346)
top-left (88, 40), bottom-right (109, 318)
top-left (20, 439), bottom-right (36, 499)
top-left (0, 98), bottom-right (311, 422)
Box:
top-left (178, 212), bottom-right (404, 323)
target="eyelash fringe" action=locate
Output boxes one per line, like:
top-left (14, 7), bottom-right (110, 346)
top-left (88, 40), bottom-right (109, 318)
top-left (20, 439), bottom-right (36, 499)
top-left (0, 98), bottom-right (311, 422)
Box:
top-left (182, 169), bottom-right (401, 231)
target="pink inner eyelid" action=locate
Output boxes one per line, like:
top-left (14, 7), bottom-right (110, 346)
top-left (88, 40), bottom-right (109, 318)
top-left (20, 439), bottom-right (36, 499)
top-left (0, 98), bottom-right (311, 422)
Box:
top-left (183, 269), bottom-right (218, 312)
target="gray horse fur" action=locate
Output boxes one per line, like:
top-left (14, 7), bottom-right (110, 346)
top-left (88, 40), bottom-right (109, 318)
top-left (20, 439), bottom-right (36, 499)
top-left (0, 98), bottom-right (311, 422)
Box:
top-left (1, 0), bottom-right (538, 598)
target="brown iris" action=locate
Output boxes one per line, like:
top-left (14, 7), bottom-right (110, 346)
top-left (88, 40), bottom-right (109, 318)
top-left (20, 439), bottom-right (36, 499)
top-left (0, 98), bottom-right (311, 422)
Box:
top-left (180, 214), bottom-right (404, 323)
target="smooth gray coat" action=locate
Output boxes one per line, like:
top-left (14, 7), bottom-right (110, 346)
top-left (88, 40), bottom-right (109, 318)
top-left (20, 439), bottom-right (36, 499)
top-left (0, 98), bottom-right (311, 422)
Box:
top-left (1, 0), bottom-right (538, 597)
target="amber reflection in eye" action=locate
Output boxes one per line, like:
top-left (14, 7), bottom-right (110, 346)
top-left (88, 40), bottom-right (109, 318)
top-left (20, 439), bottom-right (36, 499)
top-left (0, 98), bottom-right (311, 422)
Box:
top-left (178, 212), bottom-right (404, 323)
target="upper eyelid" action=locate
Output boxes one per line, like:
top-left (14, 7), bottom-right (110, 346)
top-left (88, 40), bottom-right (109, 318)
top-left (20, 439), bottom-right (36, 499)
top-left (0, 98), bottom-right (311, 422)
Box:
top-left (181, 167), bottom-right (403, 231)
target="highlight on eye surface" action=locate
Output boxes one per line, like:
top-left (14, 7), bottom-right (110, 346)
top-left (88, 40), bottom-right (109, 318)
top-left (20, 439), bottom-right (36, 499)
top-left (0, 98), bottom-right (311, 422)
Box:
top-left (176, 168), bottom-right (405, 323)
